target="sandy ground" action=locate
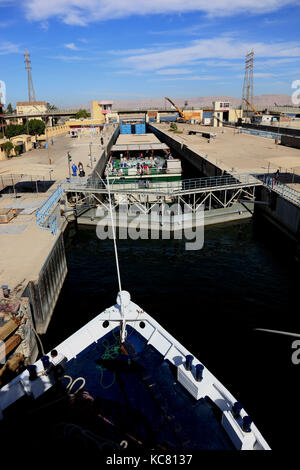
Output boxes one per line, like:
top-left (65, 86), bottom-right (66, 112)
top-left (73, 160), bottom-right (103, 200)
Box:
top-left (0, 194), bottom-right (55, 295)
top-left (154, 123), bottom-right (300, 189)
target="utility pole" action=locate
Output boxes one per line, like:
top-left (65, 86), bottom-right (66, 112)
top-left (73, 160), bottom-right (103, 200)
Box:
top-left (242, 50), bottom-right (254, 118)
top-left (46, 127), bottom-right (51, 164)
top-left (24, 50), bottom-right (36, 102)
top-left (89, 142), bottom-right (93, 169)
top-left (67, 152), bottom-right (72, 178)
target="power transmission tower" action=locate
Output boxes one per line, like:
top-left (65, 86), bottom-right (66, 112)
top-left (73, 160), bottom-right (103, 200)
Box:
top-left (24, 49), bottom-right (36, 102)
top-left (242, 50), bottom-right (254, 117)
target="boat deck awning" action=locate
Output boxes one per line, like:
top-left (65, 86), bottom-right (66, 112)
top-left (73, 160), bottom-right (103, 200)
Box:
top-left (111, 143), bottom-right (169, 152)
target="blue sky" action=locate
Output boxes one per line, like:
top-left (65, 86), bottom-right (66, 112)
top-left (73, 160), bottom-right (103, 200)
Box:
top-left (0, 0), bottom-right (300, 107)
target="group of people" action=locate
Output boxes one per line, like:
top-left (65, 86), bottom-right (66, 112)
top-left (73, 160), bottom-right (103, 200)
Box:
top-left (106, 155), bottom-right (166, 177)
top-left (71, 161), bottom-right (85, 177)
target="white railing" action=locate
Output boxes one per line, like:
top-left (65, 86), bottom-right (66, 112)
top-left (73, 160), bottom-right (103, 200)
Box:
top-left (261, 176), bottom-right (300, 207)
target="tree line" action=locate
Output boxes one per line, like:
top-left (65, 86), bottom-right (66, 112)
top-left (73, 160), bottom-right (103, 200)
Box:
top-left (4, 119), bottom-right (46, 138)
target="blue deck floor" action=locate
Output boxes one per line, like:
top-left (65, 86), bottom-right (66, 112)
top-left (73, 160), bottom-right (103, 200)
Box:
top-left (65, 326), bottom-right (234, 450)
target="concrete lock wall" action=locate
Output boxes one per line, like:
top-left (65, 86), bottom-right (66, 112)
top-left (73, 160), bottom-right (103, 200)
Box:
top-left (241, 122), bottom-right (300, 138)
top-left (281, 135), bottom-right (300, 149)
top-left (22, 233), bottom-right (68, 334)
top-left (257, 186), bottom-right (300, 240)
top-left (91, 124), bottom-right (120, 179)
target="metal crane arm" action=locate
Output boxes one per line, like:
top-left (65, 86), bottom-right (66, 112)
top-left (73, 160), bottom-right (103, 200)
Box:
top-left (242, 98), bottom-right (260, 115)
top-left (164, 96), bottom-right (185, 118)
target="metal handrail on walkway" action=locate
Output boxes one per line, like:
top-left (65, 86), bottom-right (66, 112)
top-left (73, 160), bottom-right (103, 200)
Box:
top-left (36, 184), bottom-right (64, 235)
top-left (65, 172), bottom-right (300, 208)
top-left (65, 173), bottom-right (261, 196)
top-left (260, 175), bottom-right (300, 207)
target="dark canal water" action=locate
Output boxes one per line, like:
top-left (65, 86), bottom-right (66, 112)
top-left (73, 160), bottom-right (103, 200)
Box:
top-left (43, 217), bottom-right (299, 452)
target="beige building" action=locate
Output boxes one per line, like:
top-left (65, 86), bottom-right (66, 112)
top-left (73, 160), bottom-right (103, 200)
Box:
top-left (14, 101), bottom-right (47, 124)
top-left (0, 125), bottom-right (69, 159)
top-left (90, 100), bottom-right (114, 122)
top-left (16, 101), bottom-right (47, 115)
top-left (0, 135), bottom-right (32, 159)
top-left (65, 118), bottom-right (104, 136)
top-left (212, 102), bottom-right (243, 127)
top-left (10, 134), bottom-right (33, 154)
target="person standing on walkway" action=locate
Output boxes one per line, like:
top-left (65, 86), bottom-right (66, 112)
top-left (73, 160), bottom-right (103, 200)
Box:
top-left (78, 162), bottom-right (85, 177)
top-left (72, 162), bottom-right (78, 177)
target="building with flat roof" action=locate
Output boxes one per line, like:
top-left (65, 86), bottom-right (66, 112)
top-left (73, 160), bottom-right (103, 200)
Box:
top-left (65, 118), bottom-right (105, 136)
top-left (90, 100), bottom-right (114, 121)
top-left (16, 101), bottom-right (47, 115)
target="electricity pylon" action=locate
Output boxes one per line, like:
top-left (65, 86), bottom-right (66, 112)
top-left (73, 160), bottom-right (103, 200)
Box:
top-left (24, 49), bottom-right (36, 102)
top-left (242, 50), bottom-right (254, 117)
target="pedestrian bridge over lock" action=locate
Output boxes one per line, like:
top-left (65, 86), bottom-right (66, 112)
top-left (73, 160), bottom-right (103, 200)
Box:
top-left (64, 173), bottom-right (262, 214)
top-left (35, 172), bottom-right (300, 235)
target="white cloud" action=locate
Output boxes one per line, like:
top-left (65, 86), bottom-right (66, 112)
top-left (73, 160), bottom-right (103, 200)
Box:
top-left (156, 68), bottom-right (193, 75)
top-left (48, 55), bottom-right (94, 62)
top-left (121, 37), bottom-right (300, 71)
top-left (0, 20), bottom-right (15, 28)
top-left (254, 72), bottom-right (281, 77)
top-left (109, 47), bottom-right (158, 56)
top-left (149, 75), bottom-right (220, 81)
top-left (40, 21), bottom-right (49, 30)
top-left (0, 41), bottom-right (21, 54)
top-left (22, 1), bottom-right (300, 26)
top-left (64, 42), bottom-right (80, 50)
top-left (255, 58), bottom-right (299, 68)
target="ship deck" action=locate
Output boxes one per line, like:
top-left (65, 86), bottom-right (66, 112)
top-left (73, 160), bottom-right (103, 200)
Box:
top-left (0, 326), bottom-right (235, 456)
top-left (64, 326), bottom-right (234, 451)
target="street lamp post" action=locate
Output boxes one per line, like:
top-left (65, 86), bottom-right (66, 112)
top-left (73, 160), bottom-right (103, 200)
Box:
top-left (67, 152), bottom-right (72, 179)
top-left (46, 127), bottom-right (51, 164)
top-left (89, 142), bottom-right (93, 169)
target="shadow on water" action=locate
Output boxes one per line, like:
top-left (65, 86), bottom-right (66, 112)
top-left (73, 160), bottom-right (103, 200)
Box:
top-left (43, 218), bottom-right (299, 451)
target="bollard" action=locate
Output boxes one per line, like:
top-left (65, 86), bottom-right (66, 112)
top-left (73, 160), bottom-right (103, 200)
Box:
top-left (195, 364), bottom-right (204, 381)
top-left (185, 355), bottom-right (194, 371)
top-left (41, 355), bottom-right (51, 370)
top-left (232, 402), bottom-right (243, 418)
top-left (28, 365), bottom-right (38, 381)
top-left (242, 416), bottom-right (252, 433)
